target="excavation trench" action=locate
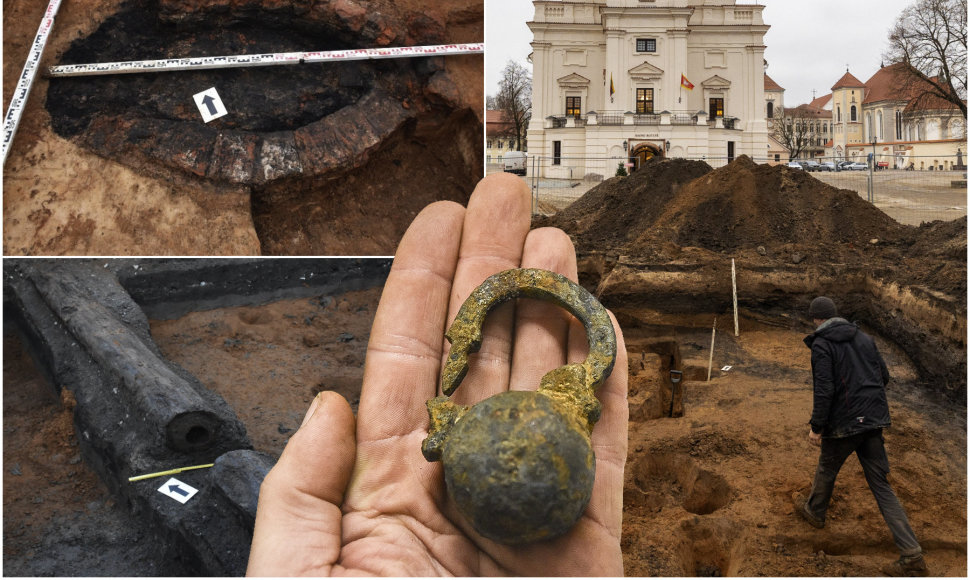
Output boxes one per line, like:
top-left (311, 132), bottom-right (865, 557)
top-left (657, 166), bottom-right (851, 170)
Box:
top-left (44, 0), bottom-right (483, 254)
top-left (4, 258), bottom-right (965, 576)
top-left (583, 255), bottom-right (965, 404)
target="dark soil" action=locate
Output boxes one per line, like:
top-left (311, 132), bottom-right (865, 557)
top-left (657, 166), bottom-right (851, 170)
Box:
top-left (538, 156), bottom-right (966, 299)
top-left (2, 329), bottom-right (189, 576)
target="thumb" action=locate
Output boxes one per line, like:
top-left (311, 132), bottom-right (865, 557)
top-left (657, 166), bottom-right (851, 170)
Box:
top-left (248, 391), bottom-right (356, 576)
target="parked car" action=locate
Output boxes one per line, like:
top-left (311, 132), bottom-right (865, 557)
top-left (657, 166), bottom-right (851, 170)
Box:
top-left (786, 162), bottom-right (803, 170)
top-left (819, 162), bottom-right (836, 172)
top-left (800, 160), bottom-right (821, 172)
top-left (845, 162), bottom-right (869, 171)
top-left (837, 161), bottom-right (854, 171)
top-left (503, 151), bottom-right (527, 175)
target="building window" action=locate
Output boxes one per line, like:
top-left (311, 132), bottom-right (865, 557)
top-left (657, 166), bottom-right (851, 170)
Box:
top-left (774, 153), bottom-right (780, 162)
top-left (876, 111), bottom-right (883, 141)
top-left (565, 96), bottom-right (581, 118)
top-left (553, 140), bottom-right (561, 165)
top-left (896, 110), bottom-right (902, 140)
top-left (498, 140), bottom-right (504, 150)
top-left (767, 101), bottom-right (774, 118)
top-left (850, 105), bottom-right (857, 122)
top-left (487, 140), bottom-right (492, 149)
top-left (709, 97), bottom-right (724, 118)
top-left (636, 38), bottom-right (656, 52)
top-left (837, 107), bottom-right (841, 123)
top-left (636, 88), bottom-right (654, 114)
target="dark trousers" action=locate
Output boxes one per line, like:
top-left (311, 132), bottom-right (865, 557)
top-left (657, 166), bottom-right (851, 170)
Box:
top-left (807, 429), bottom-right (922, 556)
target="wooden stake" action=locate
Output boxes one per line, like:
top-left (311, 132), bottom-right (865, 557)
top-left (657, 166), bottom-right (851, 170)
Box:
top-left (707, 317), bottom-right (717, 382)
top-left (732, 258), bottom-right (739, 337)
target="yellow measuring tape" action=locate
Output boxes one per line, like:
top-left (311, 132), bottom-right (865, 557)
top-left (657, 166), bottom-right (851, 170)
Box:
top-left (128, 463), bottom-right (215, 482)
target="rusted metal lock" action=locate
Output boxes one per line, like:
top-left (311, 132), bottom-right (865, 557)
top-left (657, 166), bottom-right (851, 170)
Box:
top-left (422, 268), bottom-right (616, 544)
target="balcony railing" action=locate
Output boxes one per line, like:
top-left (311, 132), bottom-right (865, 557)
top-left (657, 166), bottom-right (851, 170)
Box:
top-left (634, 113), bottom-right (661, 125)
top-left (545, 111), bottom-right (742, 130)
top-left (670, 112), bottom-right (696, 125)
top-left (597, 111), bottom-right (625, 125)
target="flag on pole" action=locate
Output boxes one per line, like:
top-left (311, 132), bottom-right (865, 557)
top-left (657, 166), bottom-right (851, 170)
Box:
top-left (681, 74), bottom-right (694, 90)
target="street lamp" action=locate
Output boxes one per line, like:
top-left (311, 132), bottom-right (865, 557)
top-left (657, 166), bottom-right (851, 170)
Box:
top-left (623, 140), bottom-right (628, 153)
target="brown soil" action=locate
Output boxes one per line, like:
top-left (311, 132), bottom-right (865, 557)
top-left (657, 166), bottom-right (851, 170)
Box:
top-left (148, 288), bottom-right (380, 455)
top-left (3, 0), bottom-right (483, 256)
top-left (536, 156), bottom-right (966, 299)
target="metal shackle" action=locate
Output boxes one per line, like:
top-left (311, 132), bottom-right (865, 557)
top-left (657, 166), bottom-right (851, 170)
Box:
top-left (422, 268), bottom-right (618, 544)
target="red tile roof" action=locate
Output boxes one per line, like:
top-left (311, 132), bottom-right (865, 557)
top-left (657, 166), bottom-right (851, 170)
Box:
top-left (863, 63), bottom-right (911, 104)
top-left (808, 93), bottom-right (832, 109)
top-left (831, 70), bottom-right (865, 90)
top-left (764, 74), bottom-right (784, 92)
top-left (486, 109), bottom-right (509, 124)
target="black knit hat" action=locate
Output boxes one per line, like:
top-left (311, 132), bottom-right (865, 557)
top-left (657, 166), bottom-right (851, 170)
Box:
top-left (809, 296), bottom-right (837, 320)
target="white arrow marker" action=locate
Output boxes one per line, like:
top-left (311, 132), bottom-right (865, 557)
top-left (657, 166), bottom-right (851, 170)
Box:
top-left (193, 87), bottom-right (227, 122)
top-left (158, 477), bottom-right (199, 504)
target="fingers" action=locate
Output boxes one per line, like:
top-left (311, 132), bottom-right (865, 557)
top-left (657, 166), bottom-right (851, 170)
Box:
top-left (357, 201), bottom-right (466, 442)
top-left (446, 173), bottom-right (532, 406)
top-left (584, 310), bottom-right (629, 540)
top-left (508, 227), bottom-right (578, 391)
top-left (248, 392), bottom-right (357, 576)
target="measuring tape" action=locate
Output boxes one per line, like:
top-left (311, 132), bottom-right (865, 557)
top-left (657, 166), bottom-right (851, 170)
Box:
top-left (2, 0), bottom-right (62, 165)
top-left (47, 43), bottom-right (484, 77)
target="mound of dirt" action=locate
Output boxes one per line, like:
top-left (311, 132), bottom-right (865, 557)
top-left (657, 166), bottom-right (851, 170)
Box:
top-left (534, 158), bottom-right (713, 251)
top-left (632, 156), bottom-right (913, 255)
top-left (541, 155), bottom-right (966, 298)
top-left (542, 156), bottom-right (915, 259)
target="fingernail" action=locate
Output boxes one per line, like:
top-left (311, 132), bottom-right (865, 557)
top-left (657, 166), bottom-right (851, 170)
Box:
top-left (301, 392), bottom-right (323, 427)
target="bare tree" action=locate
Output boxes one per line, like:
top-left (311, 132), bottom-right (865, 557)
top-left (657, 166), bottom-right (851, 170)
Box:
top-left (771, 108), bottom-right (814, 161)
top-left (884, 0), bottom-right (967, 118)
top-left (494, 60), bottom-right (532, 151)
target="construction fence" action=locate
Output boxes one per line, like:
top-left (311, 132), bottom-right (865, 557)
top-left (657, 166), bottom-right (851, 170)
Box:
top-left (485, 155), bottom-right (968, 227)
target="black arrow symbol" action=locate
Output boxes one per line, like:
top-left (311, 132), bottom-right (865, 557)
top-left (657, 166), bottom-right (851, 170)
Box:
top-left (200, 94), bottom-right (218, 115)
top-left (168, 484), bottom-right (189, 497)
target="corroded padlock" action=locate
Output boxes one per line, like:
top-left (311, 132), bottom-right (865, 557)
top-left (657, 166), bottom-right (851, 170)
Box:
top-left (421, 268), bottom-right (617, 544)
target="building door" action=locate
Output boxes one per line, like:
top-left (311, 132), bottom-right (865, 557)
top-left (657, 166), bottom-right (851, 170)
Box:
top-left (630, 143), bottom-right (663, 170)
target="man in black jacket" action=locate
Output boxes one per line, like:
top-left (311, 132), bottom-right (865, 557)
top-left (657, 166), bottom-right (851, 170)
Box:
top-left (794, 296), bottom-right (928, 577)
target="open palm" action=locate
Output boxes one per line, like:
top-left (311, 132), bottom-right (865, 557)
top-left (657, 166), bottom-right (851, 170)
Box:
top-left (248, 173), bottom-right (629, 576)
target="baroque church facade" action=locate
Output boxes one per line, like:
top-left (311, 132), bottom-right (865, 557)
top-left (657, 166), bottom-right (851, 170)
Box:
top-left (527, 0), bottom-right (770, 178)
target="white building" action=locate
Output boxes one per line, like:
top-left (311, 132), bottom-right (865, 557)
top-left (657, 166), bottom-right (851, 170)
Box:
top-left (527, 0), bottom-right (770, 179)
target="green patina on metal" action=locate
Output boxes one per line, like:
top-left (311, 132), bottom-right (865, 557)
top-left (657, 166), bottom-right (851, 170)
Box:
top-left (422, 268), bottom-right (617, 544)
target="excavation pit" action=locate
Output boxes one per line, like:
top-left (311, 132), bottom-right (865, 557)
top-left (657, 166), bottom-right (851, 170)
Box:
top-left (4, 258), bottom-right (966, 576)
top-left (41, 0), bottom-right (484, 255)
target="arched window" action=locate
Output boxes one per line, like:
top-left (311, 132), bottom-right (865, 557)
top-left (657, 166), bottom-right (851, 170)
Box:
top-left (876, 111), bottom-right (883, 141)
top-left (866, 112), bottom-right (872, 141)
top-left (767, 101), bottom-right (774, 118)
top-left (850, 105), bottom-right (857, 122)
top-left (837, 107), bottom-right (841, 122)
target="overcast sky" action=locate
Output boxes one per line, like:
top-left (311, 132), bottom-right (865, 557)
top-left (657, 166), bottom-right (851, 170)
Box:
top-left (485, 0), bottom-right (917, 106)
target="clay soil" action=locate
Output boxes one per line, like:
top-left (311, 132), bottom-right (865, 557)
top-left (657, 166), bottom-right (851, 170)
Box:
top-left (5, 276), bottom-right (966, 576)
top-left (2, 0), bottom-right (483, 256)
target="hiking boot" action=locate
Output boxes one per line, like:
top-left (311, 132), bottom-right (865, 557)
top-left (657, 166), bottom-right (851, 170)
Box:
top-left (792, 493), bottom-right (824, 529)
top-left (883, 554), bottom-right (929, 577)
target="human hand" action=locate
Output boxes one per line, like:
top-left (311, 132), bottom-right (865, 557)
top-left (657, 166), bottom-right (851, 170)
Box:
top-left (808, 428), bottom-right (822, 447)
top-left (247, 173), bottom-right (629, 576)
